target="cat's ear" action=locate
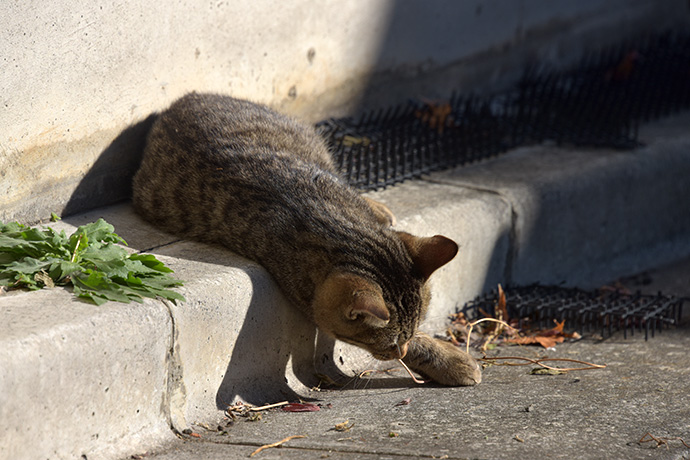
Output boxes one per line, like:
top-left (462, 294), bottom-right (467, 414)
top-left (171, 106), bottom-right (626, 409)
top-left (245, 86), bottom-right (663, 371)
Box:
top-left (397, 232), bottom-right (458, 280)
top-left (313, 272), bottom-right (390, 331)
top-left (347, 290), bottom-right (390, 328)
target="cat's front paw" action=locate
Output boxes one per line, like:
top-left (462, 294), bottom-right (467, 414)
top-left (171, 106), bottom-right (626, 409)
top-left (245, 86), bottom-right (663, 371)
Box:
top-left (403, 332), bottom-right (482, 386)
top-left (430, 338), bottom-right (482, 386)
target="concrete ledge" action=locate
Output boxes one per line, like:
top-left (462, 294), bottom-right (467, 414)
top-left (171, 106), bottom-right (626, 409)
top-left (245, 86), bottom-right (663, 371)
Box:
top-left (0, 288), bottom-right (173, 460)
top-left (0, 182), bottom-right (512, 458)
top-left (431, 115), bottom-right (690, 288)
top-left (2, 113), bottom-right (690, 458)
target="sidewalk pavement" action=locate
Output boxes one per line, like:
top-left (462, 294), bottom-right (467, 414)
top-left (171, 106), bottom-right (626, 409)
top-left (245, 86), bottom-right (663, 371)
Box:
top-left (1, 113), bottom-right (689, 460)
top-left (132, 297), bottom-right (690, 460)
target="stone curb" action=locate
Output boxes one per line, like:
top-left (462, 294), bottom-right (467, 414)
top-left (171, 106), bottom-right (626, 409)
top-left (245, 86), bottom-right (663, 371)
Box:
top-left (1, 114), bottom-right (689, 459)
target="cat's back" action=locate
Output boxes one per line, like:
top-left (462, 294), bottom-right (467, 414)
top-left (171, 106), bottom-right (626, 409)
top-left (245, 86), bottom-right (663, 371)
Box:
top-left (133, 93), bottom-right (378, 250)
top-left (139, 92), bottom-right (335, 171)
top-left (133, 92), bottom-right (343, 235)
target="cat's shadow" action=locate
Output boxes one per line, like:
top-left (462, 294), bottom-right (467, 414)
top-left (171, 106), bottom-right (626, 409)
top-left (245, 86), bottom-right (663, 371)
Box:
top-left (213, 289), bottom-right (418, 406)
top-left (164, 238), bottom-right (354, 407)
top-left (211, 263), bottom-right (351, 406)
top-left (64, 205), bottom-right (424, 408)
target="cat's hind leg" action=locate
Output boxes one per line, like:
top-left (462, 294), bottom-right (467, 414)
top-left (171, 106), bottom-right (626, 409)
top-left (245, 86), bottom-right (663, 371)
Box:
top-left (363, 197), bottom-right (397, 227)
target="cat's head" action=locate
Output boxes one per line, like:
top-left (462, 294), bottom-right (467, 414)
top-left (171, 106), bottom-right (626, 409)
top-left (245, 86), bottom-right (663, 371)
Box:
top-left (312, 232), bottom-right (458, 360)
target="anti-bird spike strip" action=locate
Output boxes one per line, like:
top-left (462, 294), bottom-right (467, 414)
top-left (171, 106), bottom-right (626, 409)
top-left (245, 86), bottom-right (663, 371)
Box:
top-left (459, 285), bottom-right (685, 341)
top-left (317, 30), bottom-right (690, 190)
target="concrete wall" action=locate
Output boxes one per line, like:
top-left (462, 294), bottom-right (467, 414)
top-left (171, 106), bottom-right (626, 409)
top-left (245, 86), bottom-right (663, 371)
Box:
top-left (2, 0), bottom-right (689, 224)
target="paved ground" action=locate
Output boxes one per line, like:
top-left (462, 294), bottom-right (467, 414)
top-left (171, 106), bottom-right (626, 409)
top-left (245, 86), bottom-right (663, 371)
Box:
top-left (130, 258), bottom-right (690, 460)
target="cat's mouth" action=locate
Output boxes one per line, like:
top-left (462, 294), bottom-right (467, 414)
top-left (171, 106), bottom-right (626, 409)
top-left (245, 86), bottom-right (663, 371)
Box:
top-left (335, 335), bottom-right (408, 361)
top-left (371, 341), bottom-right (408, 361)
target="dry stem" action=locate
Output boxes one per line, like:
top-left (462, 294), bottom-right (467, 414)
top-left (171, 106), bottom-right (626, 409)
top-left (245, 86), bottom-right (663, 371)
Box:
top-left (249, 401), bottom-right (289, 411)
top-left (639, 432), bottom-right (690, 449)
top-left (480, 356), bottom-right (606, 372)
top-left (397, 359), bottom-right (429, 384)
top-left (249, 435), bottom-right (306, 457)
top-left (466, 318), bottom-right (517, 355)
top-left (225, 400), bottom-right (289, 420)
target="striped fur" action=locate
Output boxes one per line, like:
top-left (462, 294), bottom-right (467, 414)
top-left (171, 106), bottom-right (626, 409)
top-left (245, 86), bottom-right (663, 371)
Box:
top-left (133, 93), bottom-right (480, 385)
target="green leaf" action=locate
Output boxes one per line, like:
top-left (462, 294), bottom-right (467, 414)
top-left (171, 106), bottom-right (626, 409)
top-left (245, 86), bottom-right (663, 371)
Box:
top-left (1, 221), bottom-right (28, 233)
top-left (20, 227), bottom-right (52, 242)
top-left (81, 243), bottom-right (129, 261)
top-left (75, 219), bottom-right (127, 246)
top-left (5, 257), bottom-right (54, 276)
top-left (0, 218), bottom-right (184, 305)
top-left (72, 271), bottom-right (132, 303)
top-left (128, 253), bottom-right (173, 273)
top-left (49, 260), bottom-right (83, 282)
top-left (73, 284), bottom-right (109, 306)
top-left (12, 272), bottom-right (39, 289)
top-left (0, 234), bottom-right (40, 252)
top-left (0, 273), bottom-right (14, 287)
top-left (0, 252), bottom-right (20, 265)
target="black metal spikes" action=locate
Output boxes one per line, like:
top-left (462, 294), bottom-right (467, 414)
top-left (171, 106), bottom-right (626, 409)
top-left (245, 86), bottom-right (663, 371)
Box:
top-left (459, 285), bottom-right (685, 341)
top-left (318, 30), bottom-right (690, 191)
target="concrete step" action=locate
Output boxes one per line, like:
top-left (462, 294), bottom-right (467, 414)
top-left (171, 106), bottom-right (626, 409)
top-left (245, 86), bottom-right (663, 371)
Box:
top-left (1, 113), bottom-right (689, 459)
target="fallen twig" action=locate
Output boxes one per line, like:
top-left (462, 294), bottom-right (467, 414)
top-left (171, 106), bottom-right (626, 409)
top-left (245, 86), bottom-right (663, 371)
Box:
top-left (639, 432), bottom-right (690, 449)
top-left (398, 359), bottom-right (428, 384)
top-left (480, 356), bottom-right (606, 372)
top-left (466, 318), bottom-right (517, 355)
top-left (249, 401), bottom-right (289, 412)
top-left (225, 400), bottom-right (289, 419)
top-left (249, 435), bottom-right (306, 457)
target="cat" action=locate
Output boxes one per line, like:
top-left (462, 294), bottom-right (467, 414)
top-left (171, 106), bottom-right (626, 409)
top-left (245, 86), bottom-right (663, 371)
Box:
top-left (132, 92), bottom-right (481, 386)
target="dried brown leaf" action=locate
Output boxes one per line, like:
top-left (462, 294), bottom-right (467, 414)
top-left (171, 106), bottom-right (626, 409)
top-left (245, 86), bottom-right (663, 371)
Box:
top-left (414, 99), bottom-right (453, 133)
top-left (496, 284), bottom-right (508, 322)
top-left (333, 420), bottom-right (354, 432)
top-left (530, 367), bottom-right (567, 375)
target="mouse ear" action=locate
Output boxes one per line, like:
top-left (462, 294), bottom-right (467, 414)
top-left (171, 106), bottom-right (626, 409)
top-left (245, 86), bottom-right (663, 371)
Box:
top-left (347, 290), bottom-right (390, 328)
top-left (397, 232), bottom-right (458, 280)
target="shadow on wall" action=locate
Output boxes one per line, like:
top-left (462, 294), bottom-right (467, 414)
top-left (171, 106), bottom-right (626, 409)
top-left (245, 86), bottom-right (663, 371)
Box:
top-left (213, 264), bottom-right (320, 406)
top-left (62, 114), bottom-right (158, 218)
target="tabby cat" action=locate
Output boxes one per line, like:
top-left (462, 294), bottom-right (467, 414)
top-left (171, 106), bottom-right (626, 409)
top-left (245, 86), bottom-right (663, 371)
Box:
top-left (132, 92), bottom-right (481, 386)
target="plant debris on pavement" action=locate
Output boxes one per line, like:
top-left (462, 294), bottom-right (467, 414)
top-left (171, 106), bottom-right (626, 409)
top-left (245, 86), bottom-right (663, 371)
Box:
top-left (448, 285), bottom-right (581, 351)
top-left (446, 285), bottom-right (606, 375)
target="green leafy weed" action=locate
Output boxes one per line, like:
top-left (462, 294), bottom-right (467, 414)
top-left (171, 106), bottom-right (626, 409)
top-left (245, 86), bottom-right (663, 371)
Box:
top-left (0, 218), bottom-right (185, 306)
